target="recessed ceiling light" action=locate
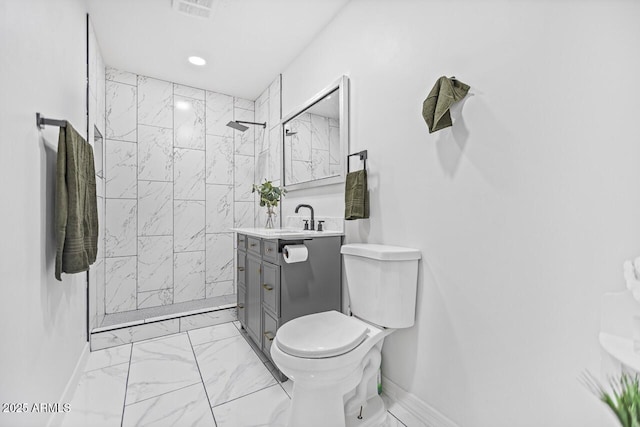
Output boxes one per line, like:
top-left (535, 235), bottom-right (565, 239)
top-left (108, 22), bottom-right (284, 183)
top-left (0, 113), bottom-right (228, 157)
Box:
top-left (188, 56), bottom-right (206, 66)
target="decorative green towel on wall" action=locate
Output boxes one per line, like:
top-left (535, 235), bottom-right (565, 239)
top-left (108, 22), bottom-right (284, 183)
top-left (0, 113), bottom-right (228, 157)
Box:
top-left (345, 169), bottom-right (369, 220)
top-left (422, 76), bottom-right (470, 133)
top-left (55, 123), bottom-right (98, 281)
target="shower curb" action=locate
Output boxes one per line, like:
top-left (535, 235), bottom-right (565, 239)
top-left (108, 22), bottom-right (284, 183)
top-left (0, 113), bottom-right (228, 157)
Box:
top-left (90, 305), bottom-right (237, 351)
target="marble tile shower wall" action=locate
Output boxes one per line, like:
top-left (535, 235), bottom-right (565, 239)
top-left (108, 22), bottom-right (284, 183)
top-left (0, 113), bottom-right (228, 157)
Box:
top-left (254, 75), bottom-right (282, 227)
top-left (104, 67), bottom-right (257, 315)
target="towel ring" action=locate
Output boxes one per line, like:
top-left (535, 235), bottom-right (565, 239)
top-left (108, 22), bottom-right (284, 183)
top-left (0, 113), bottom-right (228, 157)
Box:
top-left (347, 150), bottom-right (367, 173)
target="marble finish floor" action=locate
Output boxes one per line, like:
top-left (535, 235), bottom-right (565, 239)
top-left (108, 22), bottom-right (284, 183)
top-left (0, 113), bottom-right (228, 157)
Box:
top-left (62, 321), bottom-right (412, 427)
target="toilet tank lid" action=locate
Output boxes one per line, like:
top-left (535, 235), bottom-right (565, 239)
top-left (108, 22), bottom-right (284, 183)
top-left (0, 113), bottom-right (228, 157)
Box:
top-left (341, 243), bottom-right (421, 261)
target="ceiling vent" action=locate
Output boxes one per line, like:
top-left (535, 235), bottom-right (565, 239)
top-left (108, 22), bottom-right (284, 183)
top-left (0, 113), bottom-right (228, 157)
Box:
top-left (172, 0), bottom-right (215, 19)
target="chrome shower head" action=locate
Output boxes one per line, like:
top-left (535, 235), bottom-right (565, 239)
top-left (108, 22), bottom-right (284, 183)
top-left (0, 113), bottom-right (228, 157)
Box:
top-left (226, 120), bottom-right (266, 132)
top-left (226, 121), bottom-right (249, 132)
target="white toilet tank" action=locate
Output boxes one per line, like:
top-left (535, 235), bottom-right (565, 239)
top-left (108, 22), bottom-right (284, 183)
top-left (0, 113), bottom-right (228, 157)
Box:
top-left (341, 244), bottom-right (421, 329)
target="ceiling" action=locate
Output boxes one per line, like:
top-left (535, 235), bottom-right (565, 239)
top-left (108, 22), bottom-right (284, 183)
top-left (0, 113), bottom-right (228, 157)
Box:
top-left (86, 0), bottom-right (350, 100)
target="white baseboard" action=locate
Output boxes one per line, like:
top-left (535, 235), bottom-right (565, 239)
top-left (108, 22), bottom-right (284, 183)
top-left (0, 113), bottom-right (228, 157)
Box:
top-left (382, 376), bottom-right (459, 427)
top-left (46, 343), bottom-right (90, 427)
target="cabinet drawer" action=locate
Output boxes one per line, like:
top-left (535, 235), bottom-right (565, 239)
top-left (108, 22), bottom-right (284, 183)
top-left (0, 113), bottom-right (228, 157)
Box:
top-left (262, 309), bottom-right (278, 356)
top-left (247, 237), bottom-right (261, 256)
top-left (262, 240), bottom-right (278, 264)
top-left (237, 252), bottom-right (246, 285)
top-left (237, 234), bottom-right (247, 250)
top-left (237, 285), bottom-right (246, 328)
top-left (261, 263), bottom-right (279, 315)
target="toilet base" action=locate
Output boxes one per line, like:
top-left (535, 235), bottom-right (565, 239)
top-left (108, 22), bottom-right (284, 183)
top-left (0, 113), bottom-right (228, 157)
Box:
top-left (345, 395), bottom-right (388, 427)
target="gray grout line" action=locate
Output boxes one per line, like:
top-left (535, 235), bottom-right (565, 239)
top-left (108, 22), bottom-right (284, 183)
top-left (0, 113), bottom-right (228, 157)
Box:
top-left (388, 411), bottom-right (408, 427)
top-left (186, 331), bottom-right (218, 426)
top-left (189, 332), bottom-right (240, 350)
top-left (123, 381), bottom-right (202, 408)
top-left (81, 359), bottom-right (131, 375)
top-left (172, 83), bottom-right (176, 307)
top-left (119, 342), bottom-right (133, 427)
top-left (210, 382), bottom-right (282, 410)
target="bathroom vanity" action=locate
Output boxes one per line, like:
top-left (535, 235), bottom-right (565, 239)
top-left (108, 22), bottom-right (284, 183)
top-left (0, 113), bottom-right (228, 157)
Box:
top-left (233, 228), bottom-right (343, 366)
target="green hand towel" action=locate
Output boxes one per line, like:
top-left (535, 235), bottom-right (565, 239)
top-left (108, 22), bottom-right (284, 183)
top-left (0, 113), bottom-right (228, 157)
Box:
top-left (55, 123), bottom-right (98, 281)
top-left (345, 169), bottom-right (369, 220)
top-left (422, 76), bottom-right (470, 133)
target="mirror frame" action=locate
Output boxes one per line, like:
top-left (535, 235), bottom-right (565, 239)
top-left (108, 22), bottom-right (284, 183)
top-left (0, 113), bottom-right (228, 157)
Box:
top-left (281, 75), bottom-right (349, 191)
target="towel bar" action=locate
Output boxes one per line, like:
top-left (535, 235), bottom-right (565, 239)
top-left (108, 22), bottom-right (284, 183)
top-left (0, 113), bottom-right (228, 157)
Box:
top-left (36, 112), bottom-right (66, 129)
top-left (347, 150), bottom-right (367, 173)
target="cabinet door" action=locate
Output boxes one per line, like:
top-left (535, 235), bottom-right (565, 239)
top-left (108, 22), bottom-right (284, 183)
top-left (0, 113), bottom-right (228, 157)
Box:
top-left (246, 256), bottom-right (262, 346)
top-left (237, 285), bottom-right (246, 329)
top-left (237, 233), bottom-right (247, 251)
top-left (261, 262), bottom-right (279, 316)
top-left (237, 250), bottom-right (246, 286)
top-left (262, 309), bottom-right (278, 357)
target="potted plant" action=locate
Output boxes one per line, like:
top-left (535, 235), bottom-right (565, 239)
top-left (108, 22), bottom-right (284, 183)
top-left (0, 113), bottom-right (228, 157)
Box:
top-left (584, 372), bottom-right (640, 426)
top-left (252, 180), bottom-right (286, 229)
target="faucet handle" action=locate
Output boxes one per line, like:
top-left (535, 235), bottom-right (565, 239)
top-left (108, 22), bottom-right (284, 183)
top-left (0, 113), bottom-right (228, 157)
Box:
top-left (303, 219), bottom-right (309, 230)
top-left (317, 221), bottom-right (325, 232)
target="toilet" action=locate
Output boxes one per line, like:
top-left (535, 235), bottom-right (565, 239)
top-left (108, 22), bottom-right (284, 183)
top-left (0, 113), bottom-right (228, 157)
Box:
top-left (270, 243), bottom-right (421, 427)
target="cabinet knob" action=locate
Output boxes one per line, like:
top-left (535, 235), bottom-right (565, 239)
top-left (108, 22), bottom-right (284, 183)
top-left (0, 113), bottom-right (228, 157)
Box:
top-left (262, 284), bottom-right (273, 291)
top-left (237, 303), bottom-right (244, 309)
top-left (237, 267), bottom-right (245, 271)
top-left (250, 243), bottom-right (257, 247)
top-left (263, 331), bottom-right (275, 341)
top-left (266, 248), bottom-right (272, 253)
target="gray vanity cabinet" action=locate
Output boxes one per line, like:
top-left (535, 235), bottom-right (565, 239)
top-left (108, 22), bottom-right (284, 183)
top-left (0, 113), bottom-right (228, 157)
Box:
top-left (235, 233), bottom-right (342, 365)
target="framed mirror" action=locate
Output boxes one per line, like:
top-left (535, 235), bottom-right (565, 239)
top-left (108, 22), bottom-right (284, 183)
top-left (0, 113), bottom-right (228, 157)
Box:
top-left (282, 75), bottom-right (349, 191)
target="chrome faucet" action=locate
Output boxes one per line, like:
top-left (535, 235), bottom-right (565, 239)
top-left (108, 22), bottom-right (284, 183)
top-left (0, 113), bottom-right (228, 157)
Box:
top-left (295, 204), bottom-right (315, 230)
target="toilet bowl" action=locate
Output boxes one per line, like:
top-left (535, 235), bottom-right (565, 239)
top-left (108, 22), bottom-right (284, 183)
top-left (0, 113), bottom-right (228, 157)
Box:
top-left (271, 311), bottom-right (393, 427)
top-left (270, 244), bottom-right (421, 427)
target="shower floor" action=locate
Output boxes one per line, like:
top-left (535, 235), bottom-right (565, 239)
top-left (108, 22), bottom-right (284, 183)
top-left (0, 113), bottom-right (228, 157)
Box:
top-left (97, 294), bottom-right (237, 331)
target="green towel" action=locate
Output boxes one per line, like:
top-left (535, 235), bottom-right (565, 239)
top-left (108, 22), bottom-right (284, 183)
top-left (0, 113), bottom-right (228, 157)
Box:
top-left (345, 170), bottom-right (369, 220)
top-left (422, 76), bottom-right (470, 133)
top-left (55, 123), bottom-right (98, 281)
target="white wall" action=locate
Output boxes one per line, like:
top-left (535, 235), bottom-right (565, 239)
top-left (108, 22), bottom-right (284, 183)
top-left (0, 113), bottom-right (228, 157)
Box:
top-left (281, 1), bottom-right (640, 425)
top-left (0, 1), bottom-right (88, 426)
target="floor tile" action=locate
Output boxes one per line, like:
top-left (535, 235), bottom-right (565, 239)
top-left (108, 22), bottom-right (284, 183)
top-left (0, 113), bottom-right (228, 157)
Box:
top-left (126, 333), bottom-right (201, 405)
top-left (84, 344), bottom-right (131, 372)
top-left (122, 383), bottom-right (215, 427)
top-left (193, 334), bottom-right (277, 407)
top-left (61, 364), bottom-right (128, 427)
top-left (212, 384), bottom-right (289, 427)
top-left (188, 322), bottom-right (240, 346)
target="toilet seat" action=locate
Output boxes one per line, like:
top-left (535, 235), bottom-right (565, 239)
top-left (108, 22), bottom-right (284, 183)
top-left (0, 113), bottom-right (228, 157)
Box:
top-left (276, 311), bottom-right (369, 358)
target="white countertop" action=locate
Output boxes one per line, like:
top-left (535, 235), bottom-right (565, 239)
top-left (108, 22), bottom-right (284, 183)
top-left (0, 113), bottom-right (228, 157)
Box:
top-left (230, 227), bottom-right (344, 239)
